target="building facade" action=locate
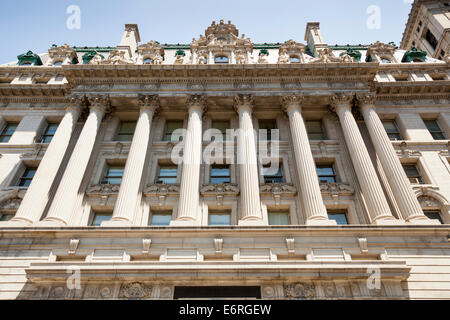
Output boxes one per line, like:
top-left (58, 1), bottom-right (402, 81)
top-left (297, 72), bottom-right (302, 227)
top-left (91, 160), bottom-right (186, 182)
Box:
top-left (0, 15), bottom-right (449, 300)
top-left (401, 0), bottom-right (450, 60)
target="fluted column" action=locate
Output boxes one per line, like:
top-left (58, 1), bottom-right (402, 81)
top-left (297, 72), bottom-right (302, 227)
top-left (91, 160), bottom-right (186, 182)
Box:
top-left (171, 95), bottom-right (206, 226)
top-left (331, 93), bottom-right (399, 225)
top-left (35, 95), bottom-right (110, 227)
top-left (282, 95), bottom-right (336, 225)
top-left (8, 96), bottom-right (84, 226)
top-left (235, 94), bottom-right (264, 225)
top-left (104, 95), bottom-right (160, 227)
top-left (357, 93), bottom-right (438, 225)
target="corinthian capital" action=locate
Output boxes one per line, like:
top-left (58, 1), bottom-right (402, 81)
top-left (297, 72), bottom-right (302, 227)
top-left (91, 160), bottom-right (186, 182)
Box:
top-left (139, 94), bottom-right (160, 109)
top-left (186, 94), bottom-right (207, 113)
top-left (234, 94), bottom-right (254, 113)
top-left (329, 92), bottom-right (355, 112)
top-left (66, 94), bottom-right (86, 114)
top-left (356, 93), bottom-right (376, 107)
top-left (281, 94), bottom-right (304, 113)
top-left (87, 94), bottom-right (111, 107)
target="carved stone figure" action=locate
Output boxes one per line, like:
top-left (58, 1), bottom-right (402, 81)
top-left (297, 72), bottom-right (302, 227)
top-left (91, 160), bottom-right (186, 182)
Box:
top-left (174, 55), bottom-right (184, 65)
top-left (88, 53), bottom-right (104, 65)
top-left (258, 53), bottom-right (269, 64)
top-left (120, 282), bottom-right (152, 299)
top-left (235, 50), bottom-right (247, 64)
top-left (284, 283), bottom-right (316, 299)
top-left (278, 51), bottom-right (290, 64)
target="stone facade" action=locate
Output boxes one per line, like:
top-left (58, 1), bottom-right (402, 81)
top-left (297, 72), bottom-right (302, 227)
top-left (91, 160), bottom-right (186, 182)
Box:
top-left (0, 17), bottom-right (449, 300)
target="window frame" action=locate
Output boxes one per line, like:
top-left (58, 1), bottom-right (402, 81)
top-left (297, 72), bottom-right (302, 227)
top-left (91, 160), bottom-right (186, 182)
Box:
top-left (267, 209), bottom-right (291, 226)
top-left (423, 119), bottom-right (446, 140)
top-left (327, 209), bottom-right (349, 225)
top-left (305, 120), bottom-right (326, 140)
top-left (156, 164), bottom-right (178, 185)
top-left (263, 163), bottom-right (284, 184)
top-left (259, 119), bottom-right (278, 141)
top-left (0, 123), bottom-right (18, 143)
top-left (214, 55), bottom-right (230, 64)
top-left (150, 210), bottom-right (173, 226)
top-left (17, 167), bottom-right (37, 187)
top-left (208, 210), bottom-right (232, 226)
top-left (101, 165), bottom-right (124, 185)
top-left (210, 164), bottom-right (231, 185)
top-left (403, 164), bottom-right (424, 184)
top-left (382, 120), bottom-right (402, 141)
top-left (115, 121), bottom-right (136, 142)
top-left (423, 210), bottom-right (443, 224)
top-left (163, 120), bottom-right (184, 142)
top-left (40, 123), bottom-right (59, 143)
top-left (316, 164), bottom-right (337, 184)
top-left (90, 211), bottom-right (113, 227)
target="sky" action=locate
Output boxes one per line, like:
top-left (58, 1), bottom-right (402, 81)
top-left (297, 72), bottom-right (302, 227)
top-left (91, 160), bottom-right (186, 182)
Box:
top-left (0, 0), bottom-right (414, 64)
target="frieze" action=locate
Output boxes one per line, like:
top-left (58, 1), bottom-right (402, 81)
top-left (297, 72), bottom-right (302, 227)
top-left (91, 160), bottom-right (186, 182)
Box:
top-left (86, 184), bottom-right (120, 195)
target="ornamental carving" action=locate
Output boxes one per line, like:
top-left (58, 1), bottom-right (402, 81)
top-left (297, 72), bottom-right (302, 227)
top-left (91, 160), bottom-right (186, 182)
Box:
top-left (320, 183), bottom-right (355, 195)
top-left (260, 183), bottom-right (297, 205)
top-left (418, 196), bottom-right (441, 208)
top-left (138, 94), bottom-right (160, 114)
top-left (0, 197), bottom-right (22, 211)
top-left (234, 94), bottom-right (254, 110)
top-left (397, 142), bottom-right (422, 158)
top-left (312, 48), bottom-right (356, 63)
top-left (284, 283), bottom-right (316, 299)
top-left (356, 93), bottom-right (376, 106)
top-left (86, 184), bottom-right (120, 194)
top-left (137, 41), bottom-right (164, 65)
top-left (47, 44), bottom-right (78, 66)
top-left (278, 40), bottom-right (307, 64)
top-left (99, 50), bottom-right (133, 65)
top-left (329, 93), bottom-right (355, 112)
top-left (257, 52), bottom-right (269, 64)
top-left (120, 282), bottom-right (152, 300)
top-left (367, 41), bottom-right (396, 61)
top-left (87, 94), bottom-right (111, 107)
top-left (281, 94), bottom-right (305, 111)
top-left (88, 53), bottom-right (105, 65)
top-left (201, 184), bottom-right (239, 206)
top-left (144, 184), bottom-right (180, 205)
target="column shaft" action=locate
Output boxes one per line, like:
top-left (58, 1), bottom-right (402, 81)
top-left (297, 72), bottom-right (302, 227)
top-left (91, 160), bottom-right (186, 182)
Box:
top-left (105, 105), bottom-right (156, 226)
top-left (285, 103), bottom-right (335, 225)
top-left (361, 103), bottom-right (438, 224)
top-left (335, 104), bottom-right (397, 224)
top-left (11, 107), bottom-right (80, 225)
top-left (236, 103), bottom-right (264, 225)
top-left (36, 106), bottom-right (105, 226)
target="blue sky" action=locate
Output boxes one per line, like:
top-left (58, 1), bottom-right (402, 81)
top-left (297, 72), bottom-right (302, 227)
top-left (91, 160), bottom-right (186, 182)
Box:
top-left (0, 0), bottom-right (414, 63)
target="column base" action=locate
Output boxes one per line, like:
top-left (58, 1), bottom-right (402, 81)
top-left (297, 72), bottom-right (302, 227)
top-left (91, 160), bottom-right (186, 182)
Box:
top-left (33, 218), bottom-right (67, 228)
top-left (371, 217), bottom-right (405, 226)
top-left (238, 218), bottom-right (266, 226)
top-left (170, 218), bottom-right (199, 227)
top-left (406, 216), bottom-right (441, 225)
top-left (101, 218), bottom-right (132, 227)
top-left (305, 217), bottom-right (337, 226)
top-left (0, 218), bottom-right (33, 228)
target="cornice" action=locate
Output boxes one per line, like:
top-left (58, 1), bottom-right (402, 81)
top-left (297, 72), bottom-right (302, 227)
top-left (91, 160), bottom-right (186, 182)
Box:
top-left (373, 80), bottom-right (450, 100)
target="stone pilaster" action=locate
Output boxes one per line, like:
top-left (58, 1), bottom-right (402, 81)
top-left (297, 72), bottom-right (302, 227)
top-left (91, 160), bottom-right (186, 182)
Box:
top-left (35, 95), bottom-right (110, 227)
top-left (282, 95), bottom-right (336, 225)
top-left (330, 93), bottom-right (399, 225)
top-left (235, 94), bottom-right (264, 226)
top-left (104, 95), bottom-right (160, 227)
top-left (171, 95), bottom-right (206, 226)
top-left (9, 96), bottom-right (85, 226)
top-left (357, 93), bottom-right (438, 225)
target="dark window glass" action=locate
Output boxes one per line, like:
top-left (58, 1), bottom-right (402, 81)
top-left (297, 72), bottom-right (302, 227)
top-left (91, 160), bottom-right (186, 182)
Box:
top-left (151, 211), bottom-right (172, 226)
top-left (41, 123), bottom-right (58, 143)
top-left (0, 123), bottom-right (18, 143)
top-left (18, 168), bottom-right (37, 187)
top-left (317, 165), bottom-right (337, 183)
top-left (425, 29), bottom-right (438, 50)
top-left (268, 210), bottom-right (290, 225)
top-left (328, 210), bottom-right (348, 225)
top-left (424, 120), bottom-right (446, 140)
top-left (263, 164), bottom-right (284, 183)
top-left (157, 165), bottom-right (178, 184)
top-left (163, 121), bottom-right (183, 141)
top-left (259, 120), bottom-right (277, 141)
top-left (209, 211), bottom-right (231, 226)
top-left (381, 58), bottom-right (392, 63)
top-left (0, 214), bottom-right (14, 221)
top-left (211, 120), bottom-right (230, 140)
top-left (423, 211), bottom-right (443, 224)
top-left (290, 56), bottom-right (301, 63)
top-left (211, 165), bottom-right (231, 184)
top-left (403, 165), bottom-right (424, 184)
top-left (306, 121), bottom-right (326, 140)
top-left (116, 122), bottom-right (136, 142)
top-left (102, 166), bottom-right (124, 185)
top-left (382, 120), bottom-right (402, 140)
top-left (91, 212), bottom-right (112, 226)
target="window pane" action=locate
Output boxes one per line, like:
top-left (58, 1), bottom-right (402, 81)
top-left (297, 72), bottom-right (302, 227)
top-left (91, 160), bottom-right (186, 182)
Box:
top-left (211, 121), bottom-right (229, 136)
top-left (316, 167), bottom-right (334, 176)
top-left (2, 124), bottom-right (18, 135)
top-left (268, 212), bottom-right (290, 225)
top-left (403, 165), bottom-right (420, 177)
top-left (103, 166), bottom-right (124, 184)
top-left (328, 213), bottom-right (348, 225)
top-left (0, 214), bottom-right (14, 221)
top-left (423, 211), bottom-right (443, 224)
top-left (91, 213), bottom-right (112, 226)
top-left (306, 121), bottom-right (325, 140)
top-left (158, 165), bottom-right (178, 184)
top-left (151, 212), bottom-right (172, 226)
top-left (424, 120), bottom-right (446, 140)
top-left (164, 121), bottom-right (183, 141)
top-left (22, 168), bottom-right (37, 179)
top-left (263, 165), bottom-right (283, 183)
top-left (209, 213), bottom-right (231, 226)
top-left (45, 124), bottom-right (58, 135)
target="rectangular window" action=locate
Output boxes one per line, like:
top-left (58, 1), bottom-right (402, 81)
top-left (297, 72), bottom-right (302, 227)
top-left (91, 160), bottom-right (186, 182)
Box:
top-left (116, 121), bottom-right (136, 142)
top-left (259, 119), bottom-right (277, 141)
top-left (0, 214), bottom-right (14, 221)
top-left (157, 165), bottom-right (178, 184)
top-left (17, 168), bottom-right (37, 187)
top-left (0, 123), bottom-right (18, 143)
top-left (211, 120), bottom-right (230, 140)
top-left (382, 120), bottom-right (402, 140)
top-left (305, 121), bottom-right (326, 140)
top-left (40, 123), bottom-right (58, 143)
top-left (210, 165), bottom-right (231, 184)
top-left (150, 210), bottom-right (172, 226)
top-left (263, 163), bottom-right (284, 184)
top-left (209, 210), bottom-right (231, 226)
top-left (425, 29), bottom-right (438, 50)
top-left (424, 120), bottom-right (446, 140)
top-left (101, 166), bottom-right (124, 185)
top-left (317, 165), bottom-right (337, 183)
top-left (423, 210), bottom-right (443, 224)
top-left (90, 211), bottom-right (112, 227)
top-left (327, 210), bottom-right (348, 225)
top-left (403, 165), bottom-right (424, 184)
top-left (163, 121), bottom-right (183, 141)
top-left (268, 210), bottom-right (291, 226)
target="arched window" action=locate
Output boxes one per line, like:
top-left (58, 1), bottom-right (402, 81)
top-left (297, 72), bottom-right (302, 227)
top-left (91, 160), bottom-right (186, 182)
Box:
top-left (380, 58), bottom-right (391, 63)
top-left (418, 195), bottom-right (445, 224)
top-left (214, 55), bottom-right (229, 64)
top-left (53, 61), bottom-right (63, 66)
top-left (290, 56), bottom-right (301, 63)
top-left (143, 58), bottom-right (152, 65)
